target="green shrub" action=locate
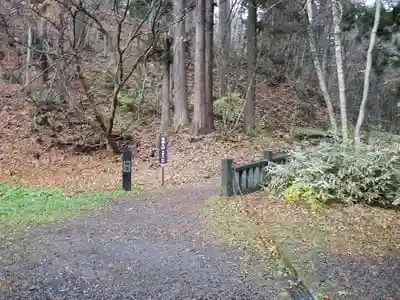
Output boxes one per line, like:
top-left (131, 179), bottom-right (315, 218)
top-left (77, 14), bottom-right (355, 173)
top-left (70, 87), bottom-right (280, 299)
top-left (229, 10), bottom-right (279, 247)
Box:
top-left (265, 141), bottom-right (400, 208)
top-left (213, 92), bottom-right (244, 131)
top-left (118, 91), bottom-right (137, 112)
top-left (283, 184), bottom-right (327, 211)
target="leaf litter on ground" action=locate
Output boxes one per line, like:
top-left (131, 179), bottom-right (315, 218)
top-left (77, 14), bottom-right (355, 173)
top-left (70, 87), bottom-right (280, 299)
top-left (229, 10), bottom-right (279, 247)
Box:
top-left (0, 97), bottom-right (291, 191)
top-left (238, 192), bottom-right (400, 299)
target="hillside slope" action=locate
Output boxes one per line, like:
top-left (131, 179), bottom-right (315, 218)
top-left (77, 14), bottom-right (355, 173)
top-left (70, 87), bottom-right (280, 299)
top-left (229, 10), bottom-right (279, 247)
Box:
top-left (0, 10), bottom-right (329, 191)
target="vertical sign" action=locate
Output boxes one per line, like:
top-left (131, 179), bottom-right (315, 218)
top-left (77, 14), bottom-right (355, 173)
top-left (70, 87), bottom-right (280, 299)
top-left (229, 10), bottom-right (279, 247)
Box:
top-left (159, 135), bottom-right (168, 186)
top-left (122, 149), bottom-right (132, 191)
top-left (159, 136), bottom-right (168, 164)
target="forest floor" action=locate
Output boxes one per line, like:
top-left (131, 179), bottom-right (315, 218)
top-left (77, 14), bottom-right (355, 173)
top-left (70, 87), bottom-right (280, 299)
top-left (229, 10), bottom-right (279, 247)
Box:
top-left (207, 193), bottom-right (400, 299)
top-left (0, 78), bottom-right (296, 231)
top-left (0, 80), bottom-right (304, 192)
top-left (0, 27), bottom-right (329, 193)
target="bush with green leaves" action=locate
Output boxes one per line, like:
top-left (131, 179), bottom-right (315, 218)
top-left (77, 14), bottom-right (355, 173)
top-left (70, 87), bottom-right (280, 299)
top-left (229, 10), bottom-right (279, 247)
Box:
top-left (264, 141), bottom-right (400, 208)
top-left (118, 90), bottom-right (139, 112)
top-left (213, 92), bottom-right (244, 131)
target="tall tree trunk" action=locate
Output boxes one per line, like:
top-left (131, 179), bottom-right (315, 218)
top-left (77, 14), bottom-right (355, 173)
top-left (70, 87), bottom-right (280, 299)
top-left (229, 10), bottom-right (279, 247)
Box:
top-left (185, 7), bottom-right (194, 61)
top-left (306, 0), bottom-right (337, 133)
top-left (173, 0), bottom-right (189, 131)
top-left (244, 0), bottom-right (256, 135)
top-left (218, 0), bottom-right (229, 97)
top-left (37, 5), bottom-right (48, 92)
top-left (332, 0), bottom-right (348, 142)
top-left (25, 0), bottom-right (32, 96)
top-left (161, 37), bottom-right (171, 133)
top-left (193, 0), bottom-right (208, 135)
top-left (74, 7), bottom-right (87, 51)
top-left (185, 5), bottom-right (193, 35)
top-left (205, 0), bottom-right (214, 130)
top-left (225, 0), bottom-right (231, 48)
top-left (55, 5), bottom-right (66, 103)
top-left (168, 25), bottom-right (174, 109)
top-left (102, 32), bottom-right (107, 57)
top-left (354, 0), bottom-right (381, 149)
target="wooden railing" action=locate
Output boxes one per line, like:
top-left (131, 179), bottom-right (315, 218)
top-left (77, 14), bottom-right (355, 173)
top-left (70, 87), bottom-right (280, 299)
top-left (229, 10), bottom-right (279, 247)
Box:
top-left (221, 151), bottom-right (289, 197)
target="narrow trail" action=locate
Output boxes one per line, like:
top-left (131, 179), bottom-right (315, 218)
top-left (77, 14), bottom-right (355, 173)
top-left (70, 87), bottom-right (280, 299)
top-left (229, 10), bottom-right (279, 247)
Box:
top-left (0, 179), bottom-right (289, 300)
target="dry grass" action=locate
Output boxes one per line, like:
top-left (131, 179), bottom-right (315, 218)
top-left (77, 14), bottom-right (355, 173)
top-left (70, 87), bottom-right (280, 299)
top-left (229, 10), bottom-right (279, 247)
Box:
top-left (244, 192), bottom-right (400, 298)
top-left (245, 193), bottom-right (400, 260)
top-left (205, 192), bottom-right (400, 299)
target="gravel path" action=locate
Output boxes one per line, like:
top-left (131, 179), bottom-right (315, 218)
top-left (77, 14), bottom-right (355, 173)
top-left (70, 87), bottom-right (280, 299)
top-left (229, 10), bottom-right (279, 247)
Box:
top-left (0, 179), bottom-right (289, 300)
top-left (311, 250), bottom-right (400, 299)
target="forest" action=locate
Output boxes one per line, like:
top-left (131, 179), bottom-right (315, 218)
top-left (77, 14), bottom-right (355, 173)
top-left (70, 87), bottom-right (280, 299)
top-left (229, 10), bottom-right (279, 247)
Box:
top-left (0, 0), bottom-right (399, 201)
top-left (0, 1), bottom-right (399, 298)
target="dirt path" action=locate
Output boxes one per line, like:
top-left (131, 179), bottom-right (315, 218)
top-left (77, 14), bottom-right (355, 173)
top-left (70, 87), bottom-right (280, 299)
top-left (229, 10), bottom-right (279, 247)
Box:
top-left (0, 179), bottom-right (289, 300)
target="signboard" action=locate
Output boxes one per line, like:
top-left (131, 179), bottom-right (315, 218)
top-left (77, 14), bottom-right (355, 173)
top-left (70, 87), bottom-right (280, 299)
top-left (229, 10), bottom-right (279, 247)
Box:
top-left (159, 135), bottom-right (168, 186)
top-left (123, 160), bottom-right (131, 173)
top-left (159, 136), bottom-right (168, 164)
top-left (122, 149), bottom-right (132, 191)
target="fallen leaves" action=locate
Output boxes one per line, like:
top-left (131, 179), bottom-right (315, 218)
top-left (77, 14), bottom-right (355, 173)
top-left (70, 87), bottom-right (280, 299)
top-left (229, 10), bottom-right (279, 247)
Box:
top-left (246, 194), bottom-right (400, 259)
top-left (0, 23), bottom-right (326, 194)
top-left (219, 192), bottom-right (400, 299)
top-left (0, 95), bottom-right (292, 192)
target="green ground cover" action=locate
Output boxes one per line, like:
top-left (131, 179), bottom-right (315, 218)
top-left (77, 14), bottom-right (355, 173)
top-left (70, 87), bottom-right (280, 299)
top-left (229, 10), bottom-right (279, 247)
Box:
top-left (0, 183), bottom-right (134, 232)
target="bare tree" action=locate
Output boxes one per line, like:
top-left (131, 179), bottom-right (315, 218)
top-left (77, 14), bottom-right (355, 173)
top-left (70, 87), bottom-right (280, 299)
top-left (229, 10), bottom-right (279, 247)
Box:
top-left (0, 0), bottom-right (176, 154)
top-left (73, 2), bottom-right (88, 51)
top-left (306, 0), bottom-right (337, 133)
top-left (332, 0), bottom-right (348, 142)
top-left (244, 0), bottom-right (256, 135)
top-left (55, 1), bottom-right (67, 104)
top-left (25, 0), bottom-right (33, 96)
top-left (354, 0), bottom-right (382, 148)
top-left (37, 2), bottom-right (48, 91)
top-left (60, 0), bottom-right (164, 153)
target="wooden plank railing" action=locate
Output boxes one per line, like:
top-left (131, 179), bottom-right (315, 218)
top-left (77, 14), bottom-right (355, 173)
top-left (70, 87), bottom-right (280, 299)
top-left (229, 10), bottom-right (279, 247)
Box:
top-left (221, 151), bottom-right (289, 197)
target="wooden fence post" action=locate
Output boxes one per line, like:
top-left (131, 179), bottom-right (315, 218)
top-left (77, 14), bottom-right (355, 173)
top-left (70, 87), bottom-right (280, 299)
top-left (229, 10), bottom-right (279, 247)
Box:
top-left (221, 158), bottom-right (233, 197)
top-left (262, 151), bottom-right (273, 184)
top-left (263, 150), bottom-right (272, 161)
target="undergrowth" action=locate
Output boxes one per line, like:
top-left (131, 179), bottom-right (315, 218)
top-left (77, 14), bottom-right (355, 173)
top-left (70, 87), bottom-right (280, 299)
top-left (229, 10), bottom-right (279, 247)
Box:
top-left (265, 140), bottom-right (400, 210)
top-left (213, 92), bottom-right (245, 133)
top-left (0, 183), bottom-right (134, 232)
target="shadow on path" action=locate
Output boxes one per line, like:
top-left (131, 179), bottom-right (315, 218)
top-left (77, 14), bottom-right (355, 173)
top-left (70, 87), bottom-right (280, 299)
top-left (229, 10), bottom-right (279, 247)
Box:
top-left (0, 179), bottom-right (289, 299)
